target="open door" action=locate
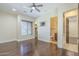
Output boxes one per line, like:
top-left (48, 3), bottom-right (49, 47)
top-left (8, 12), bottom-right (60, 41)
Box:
top-left (50, 16), bottom-right (58, 44)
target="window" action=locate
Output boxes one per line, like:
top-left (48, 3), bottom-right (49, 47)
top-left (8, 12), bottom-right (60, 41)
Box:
top-left (21, 20), bottom-right (32, 36)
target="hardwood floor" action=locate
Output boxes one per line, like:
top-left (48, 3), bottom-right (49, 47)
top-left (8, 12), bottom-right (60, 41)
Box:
top-left (0, 39), bottom-right (78, 56)
top-left (36, 40), bottom-right (78, 56)
top-left (0, 41), bottom-right (19, 56)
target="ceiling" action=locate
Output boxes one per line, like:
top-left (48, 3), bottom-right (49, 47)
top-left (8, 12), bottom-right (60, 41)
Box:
top-left (0, 3), bottom-right (76, 18)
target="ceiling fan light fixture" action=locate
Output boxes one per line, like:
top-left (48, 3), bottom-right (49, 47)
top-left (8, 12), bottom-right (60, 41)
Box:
top-left (32, 7), bottom-right (35, 10)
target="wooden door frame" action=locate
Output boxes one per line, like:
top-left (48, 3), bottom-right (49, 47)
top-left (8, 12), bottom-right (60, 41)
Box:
top-left (50, 16), bottom-right (58, 44)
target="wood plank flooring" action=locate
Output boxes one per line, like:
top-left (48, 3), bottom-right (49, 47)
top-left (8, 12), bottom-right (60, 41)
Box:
top-left (0, 39), bottom-right (78, 56)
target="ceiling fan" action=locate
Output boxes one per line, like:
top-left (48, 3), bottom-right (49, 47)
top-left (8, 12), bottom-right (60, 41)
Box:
top-left (29, 3), bottom-right (43, 12)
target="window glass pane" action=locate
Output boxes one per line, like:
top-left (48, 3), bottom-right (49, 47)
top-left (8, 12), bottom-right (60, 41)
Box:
top-left (27, 22), bottom-right (32, 35)
top-left (21, 21), bottom-right (28, 35)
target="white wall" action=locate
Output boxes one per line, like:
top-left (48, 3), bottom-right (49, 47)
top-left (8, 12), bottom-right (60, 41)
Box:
top-left (57, 3), bottom-right (78, 48)
top-left (36, 3), bottom-right (78, 48)
top-left (36, 9), bottom-right (57, 42)
top-left (0, 12), bottom-right (17, 43)
top-left (0, 11), bottom-right (35, 43)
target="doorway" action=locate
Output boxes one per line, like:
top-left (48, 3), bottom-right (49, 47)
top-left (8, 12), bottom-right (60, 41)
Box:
top-left (50, 16), bottom-right (58, 44)
top-left (64, 9), bottom-right (78, 54)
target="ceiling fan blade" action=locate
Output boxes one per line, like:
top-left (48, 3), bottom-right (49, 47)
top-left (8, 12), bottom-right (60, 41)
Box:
top-left (30, 9), bottom-right (33, 12)
top-left (36, 4), bottom-right (43, 7)
top-left (29, 3), bottom-right (35, 7)
top-left (33, 3), bottom-right (36, 7)
top-left (35, 7), bottom-right (40, 12)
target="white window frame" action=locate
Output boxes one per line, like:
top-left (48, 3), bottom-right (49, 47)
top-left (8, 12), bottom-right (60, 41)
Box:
top-left (21, 20), bottom-right (33, 36)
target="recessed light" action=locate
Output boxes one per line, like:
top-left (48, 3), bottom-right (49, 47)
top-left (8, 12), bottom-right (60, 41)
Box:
top-left (12, 8), bottom-right (16, 11)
